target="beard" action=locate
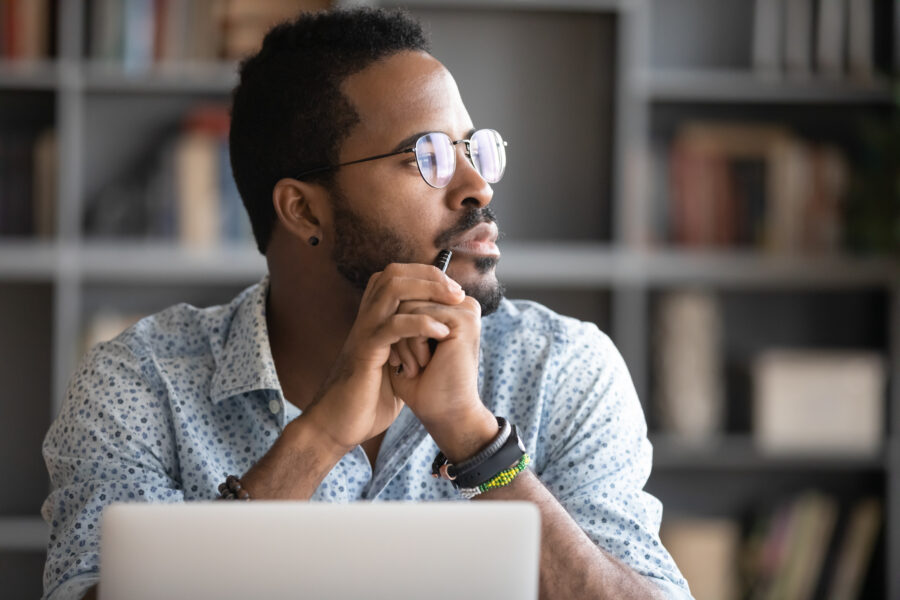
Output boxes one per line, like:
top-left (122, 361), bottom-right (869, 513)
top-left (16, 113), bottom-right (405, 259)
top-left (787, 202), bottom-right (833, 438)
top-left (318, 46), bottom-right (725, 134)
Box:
top-left (329, 186), bottom-right (504, 316)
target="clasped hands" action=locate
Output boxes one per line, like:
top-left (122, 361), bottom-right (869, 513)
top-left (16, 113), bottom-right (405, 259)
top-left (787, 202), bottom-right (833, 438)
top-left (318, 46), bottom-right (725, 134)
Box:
top-left (303, 263), bottom-right (495, 462)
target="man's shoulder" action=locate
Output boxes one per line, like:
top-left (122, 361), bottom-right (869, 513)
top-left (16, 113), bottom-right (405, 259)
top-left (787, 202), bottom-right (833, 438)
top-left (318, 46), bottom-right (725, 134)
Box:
top-left (101, 281), bottom-right (260, 362)
top-left (483, 296), bottom-right (602, 344)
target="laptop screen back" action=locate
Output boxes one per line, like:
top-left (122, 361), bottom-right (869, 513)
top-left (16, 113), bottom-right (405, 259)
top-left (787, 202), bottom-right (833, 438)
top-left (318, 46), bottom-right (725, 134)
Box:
top-left (99, 501), bottom-right (540, 600)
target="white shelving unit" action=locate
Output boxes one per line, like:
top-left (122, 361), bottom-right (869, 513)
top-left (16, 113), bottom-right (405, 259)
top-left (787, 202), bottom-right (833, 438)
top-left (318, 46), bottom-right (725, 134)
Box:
top-left (0, 0), bottom-right (897, 597)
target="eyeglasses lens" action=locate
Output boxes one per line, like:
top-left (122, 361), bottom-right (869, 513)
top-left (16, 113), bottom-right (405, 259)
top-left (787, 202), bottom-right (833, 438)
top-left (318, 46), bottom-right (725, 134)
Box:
top-left (470, 129), bottom-right (506, 184)
top-left (414, 129), bottom-right (506, 188)
top-left (415, 133), bottom-right (456, 188)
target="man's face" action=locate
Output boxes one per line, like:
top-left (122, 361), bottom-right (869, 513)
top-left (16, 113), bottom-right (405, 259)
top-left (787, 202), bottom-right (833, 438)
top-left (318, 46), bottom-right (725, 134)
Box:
top-left (326, 51), bottom-right (504, 314)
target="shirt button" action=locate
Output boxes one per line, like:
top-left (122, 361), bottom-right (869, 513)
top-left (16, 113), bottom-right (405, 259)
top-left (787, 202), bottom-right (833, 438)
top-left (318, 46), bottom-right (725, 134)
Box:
top-left (268, 399), bottom-right (281, 414)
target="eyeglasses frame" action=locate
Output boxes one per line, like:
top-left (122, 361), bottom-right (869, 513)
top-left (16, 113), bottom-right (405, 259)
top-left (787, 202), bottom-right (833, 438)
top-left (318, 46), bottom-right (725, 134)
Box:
top-left (293, 129), bottom-right (507, 189)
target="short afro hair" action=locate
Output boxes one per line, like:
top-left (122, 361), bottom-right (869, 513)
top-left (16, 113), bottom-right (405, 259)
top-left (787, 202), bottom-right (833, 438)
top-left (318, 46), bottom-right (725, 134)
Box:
top-left (229, 7), bottom-right (430, 254)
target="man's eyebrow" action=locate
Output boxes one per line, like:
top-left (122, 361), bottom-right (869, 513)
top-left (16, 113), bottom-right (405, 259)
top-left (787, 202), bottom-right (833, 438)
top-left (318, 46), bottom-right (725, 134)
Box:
top-left (389, 128), bottom-right (478, 152)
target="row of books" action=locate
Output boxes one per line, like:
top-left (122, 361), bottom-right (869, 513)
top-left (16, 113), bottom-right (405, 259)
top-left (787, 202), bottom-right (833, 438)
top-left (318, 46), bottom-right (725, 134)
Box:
top-left (653, 290), bottom-right (885, 455)
top-left (650, 122), bottom-right (850, 253)
top-left (0, 129), bottom-right (56, 238)
top-left (663, 493), bottom-right (882, 600)
top-left (89, 0), bottom-right (330, 70)
top-left (753, 0), bottom-right (881, 79)
top-left (83, 104), bottom-right (253, 246)
top-left (0, 0), bottom-right (57, 60)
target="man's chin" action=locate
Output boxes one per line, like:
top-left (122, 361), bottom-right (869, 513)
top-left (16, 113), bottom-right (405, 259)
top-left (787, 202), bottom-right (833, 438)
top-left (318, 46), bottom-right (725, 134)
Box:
top-left (461, 273), bottom-right (504, 317)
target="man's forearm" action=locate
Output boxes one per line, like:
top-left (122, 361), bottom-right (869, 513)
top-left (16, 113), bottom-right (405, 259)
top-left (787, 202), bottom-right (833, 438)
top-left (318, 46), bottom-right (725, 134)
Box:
top-left (241, 413), bottom-right (346, 500)
top-left (476, 470), bottom-right (664, 600)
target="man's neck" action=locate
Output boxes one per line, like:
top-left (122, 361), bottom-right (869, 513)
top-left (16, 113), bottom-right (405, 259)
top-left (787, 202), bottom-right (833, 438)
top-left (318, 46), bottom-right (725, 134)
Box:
top-left (265, 262), bottom-right (361, 412)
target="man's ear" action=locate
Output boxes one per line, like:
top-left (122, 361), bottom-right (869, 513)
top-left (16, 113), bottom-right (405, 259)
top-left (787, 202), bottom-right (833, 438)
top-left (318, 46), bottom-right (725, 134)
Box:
top-left (271, 177), bottom-right (330, 242)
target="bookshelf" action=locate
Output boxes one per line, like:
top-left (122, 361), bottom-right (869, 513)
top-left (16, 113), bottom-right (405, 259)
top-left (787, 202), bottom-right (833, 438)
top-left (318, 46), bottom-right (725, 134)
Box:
top-left (0, 0), bottom-right (896, 598)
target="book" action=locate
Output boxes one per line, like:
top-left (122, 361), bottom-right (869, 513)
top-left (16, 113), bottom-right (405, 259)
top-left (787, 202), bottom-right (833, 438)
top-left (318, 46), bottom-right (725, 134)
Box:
top-left (816, 0), bottom-right (847, 77)
top-left (665, 122), bottom-right (849, 254)
top-left (766, 135), bottom-right (811, 253)
top-left (784, 0), bottom-right (813, 76)
top-left (771, 494), bottom-right (839, 600)
top-left (122, 0), bottom-right (155, 72)
top-left (15, 0), bottom-right (49, 60)
top-left (82, 104), bottom-right (252, 246)
top-left (752, 0), bottom-right (784, 75)
top-left (653, 290), bottom-right (724, 443)
top-left (826, 498), bottom-right (882, 600)
top-left (175, 125), bottom-right (220, 246)
top-left (32, 129), bottom-right (57, 238)
top-left (661, 517), bottom-right (740, 600)
top-left (90, 0), bottom-right (123, 61)
top-left (158, 0), bottom-right (187, 62)
top-left (753, 350), bottom-right (885, 456)
top-left (847, 0), bottom-right (874, 80)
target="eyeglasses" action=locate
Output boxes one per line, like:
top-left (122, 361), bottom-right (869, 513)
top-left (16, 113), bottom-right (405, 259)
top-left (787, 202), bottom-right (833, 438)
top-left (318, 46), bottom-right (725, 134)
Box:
top-left (295, 128), bottom-right (508, 189)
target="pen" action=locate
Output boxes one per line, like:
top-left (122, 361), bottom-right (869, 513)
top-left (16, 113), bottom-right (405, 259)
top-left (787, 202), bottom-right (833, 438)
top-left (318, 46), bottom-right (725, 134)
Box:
top-left (434, 249), bottom-right (452, 274)
top-left (428, 249), bottom-right (453, 354)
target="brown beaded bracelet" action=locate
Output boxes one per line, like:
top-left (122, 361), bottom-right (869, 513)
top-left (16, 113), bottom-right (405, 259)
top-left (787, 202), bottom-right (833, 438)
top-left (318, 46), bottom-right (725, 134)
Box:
top-left (217, 475), bottom-right (250, 500)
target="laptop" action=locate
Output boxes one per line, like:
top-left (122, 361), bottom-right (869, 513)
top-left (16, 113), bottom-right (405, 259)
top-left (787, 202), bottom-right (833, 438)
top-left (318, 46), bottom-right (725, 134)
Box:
top-left (99, 501), bottom-right (540, 600)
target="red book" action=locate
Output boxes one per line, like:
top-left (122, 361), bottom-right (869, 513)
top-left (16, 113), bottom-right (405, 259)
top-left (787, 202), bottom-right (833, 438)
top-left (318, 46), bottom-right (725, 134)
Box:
top-left (3, 0), bottom-right (17, 58)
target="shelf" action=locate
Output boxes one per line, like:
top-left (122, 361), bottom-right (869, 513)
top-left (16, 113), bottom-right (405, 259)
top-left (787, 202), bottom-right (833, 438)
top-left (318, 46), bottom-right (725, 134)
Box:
top-left (78, 242), bottom-right (266, 283)
top-left (650, 434), bottom-right (887, 471)
top-left (0, 61), bottom-right (58, 90)
top-left (82, 62), bottom-right (239, 94)
top-left (0, 241), bottom-right (59, 281)
top-left (0, 516), bottom-right (48, 551)
top-left (636, 68), bottom-right (897, 104)
top-left (0, 242), bottom-right (896, 288)
top-left (498, 244), bottom-right (899, 288)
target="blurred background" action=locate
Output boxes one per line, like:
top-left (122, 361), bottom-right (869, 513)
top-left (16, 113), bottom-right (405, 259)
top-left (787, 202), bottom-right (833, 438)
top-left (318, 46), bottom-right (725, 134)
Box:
top-left (0, 0), bottom-right (897, 598)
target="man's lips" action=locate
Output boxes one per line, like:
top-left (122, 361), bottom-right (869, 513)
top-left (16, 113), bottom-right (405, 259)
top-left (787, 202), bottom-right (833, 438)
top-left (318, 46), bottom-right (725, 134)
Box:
top-left (449, 222), bottom-right (500, 256)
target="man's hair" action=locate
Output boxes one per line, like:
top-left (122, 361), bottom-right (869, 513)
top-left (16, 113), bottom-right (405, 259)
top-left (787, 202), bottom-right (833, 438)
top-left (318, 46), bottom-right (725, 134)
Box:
top-left (229, 7), bottom-right (430, 254)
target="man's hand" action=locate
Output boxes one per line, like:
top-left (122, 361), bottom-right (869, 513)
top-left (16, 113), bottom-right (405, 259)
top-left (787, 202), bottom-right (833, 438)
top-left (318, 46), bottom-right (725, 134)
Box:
top-left (388, 292), bottom-right (497, 462)
top-left (303, 263), bottom-right (465, 453)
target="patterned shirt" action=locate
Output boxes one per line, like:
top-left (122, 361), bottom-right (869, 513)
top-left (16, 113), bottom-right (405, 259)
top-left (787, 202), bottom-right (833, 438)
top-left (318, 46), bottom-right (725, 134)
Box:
top-left (42, 276), bottom-right (692, 599)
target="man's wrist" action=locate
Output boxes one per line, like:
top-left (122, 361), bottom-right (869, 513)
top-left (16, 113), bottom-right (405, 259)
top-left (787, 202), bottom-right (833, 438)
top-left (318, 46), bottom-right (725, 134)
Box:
top-left (286, 411), bottom-right (351, 464)
top-left (423, 403), bottom-right (498, 464)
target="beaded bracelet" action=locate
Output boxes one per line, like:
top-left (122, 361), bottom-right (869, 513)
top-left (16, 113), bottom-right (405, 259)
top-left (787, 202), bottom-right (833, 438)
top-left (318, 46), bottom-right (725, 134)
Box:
top-left (217, 474), bottom-right (251, 500)
top-left (458, 454), bottom-right (530, 500)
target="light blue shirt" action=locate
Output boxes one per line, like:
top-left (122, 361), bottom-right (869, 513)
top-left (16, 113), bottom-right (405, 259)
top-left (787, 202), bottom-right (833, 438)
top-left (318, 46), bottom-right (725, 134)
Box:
top-left (42, 276), bottom-right (692, 599)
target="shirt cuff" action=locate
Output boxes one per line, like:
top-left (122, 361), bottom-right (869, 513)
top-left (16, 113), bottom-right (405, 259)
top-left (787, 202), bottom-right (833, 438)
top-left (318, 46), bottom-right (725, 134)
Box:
top-left (45, 574), bottom-right (99, 600)
top-left (650, 576), bottom-right (695, 600)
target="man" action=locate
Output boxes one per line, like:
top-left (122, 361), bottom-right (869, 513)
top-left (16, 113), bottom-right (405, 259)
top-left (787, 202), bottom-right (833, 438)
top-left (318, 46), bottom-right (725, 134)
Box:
top-left (42, 8), bottom-right (691, 600)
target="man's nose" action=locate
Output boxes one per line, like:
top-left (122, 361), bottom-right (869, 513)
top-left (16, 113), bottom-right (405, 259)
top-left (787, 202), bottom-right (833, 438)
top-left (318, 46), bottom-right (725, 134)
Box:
top-left (445, 146), bottom-right (493, 210)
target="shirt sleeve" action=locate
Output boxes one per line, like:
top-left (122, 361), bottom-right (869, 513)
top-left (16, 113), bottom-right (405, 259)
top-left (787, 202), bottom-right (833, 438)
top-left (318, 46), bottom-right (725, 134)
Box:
top-left (533, 321), bottom-right (693, 598)
top-left (41, 340), bottom-right (185, 600)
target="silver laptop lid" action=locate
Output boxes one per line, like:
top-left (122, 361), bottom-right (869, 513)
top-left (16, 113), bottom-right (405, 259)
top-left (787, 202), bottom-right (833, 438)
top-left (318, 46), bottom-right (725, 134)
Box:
top-left (100, 501), bottom-right (540, 600)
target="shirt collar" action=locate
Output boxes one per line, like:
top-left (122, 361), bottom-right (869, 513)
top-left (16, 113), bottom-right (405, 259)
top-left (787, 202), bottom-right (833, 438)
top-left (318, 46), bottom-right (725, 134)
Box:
top-left (209, 275), bottom-right (284, 404)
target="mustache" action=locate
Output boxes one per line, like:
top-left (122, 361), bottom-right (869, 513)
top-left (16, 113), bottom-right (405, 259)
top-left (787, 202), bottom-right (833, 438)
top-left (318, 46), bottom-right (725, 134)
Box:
top-left (433, 206), bottom-right (499, 248)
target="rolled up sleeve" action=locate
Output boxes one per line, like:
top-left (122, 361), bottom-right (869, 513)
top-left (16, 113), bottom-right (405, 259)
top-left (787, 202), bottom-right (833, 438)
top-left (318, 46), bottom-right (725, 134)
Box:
top-left (534, 323), bottom-right (692, 598)
top-left (41, 340), bottom-right (184, 600)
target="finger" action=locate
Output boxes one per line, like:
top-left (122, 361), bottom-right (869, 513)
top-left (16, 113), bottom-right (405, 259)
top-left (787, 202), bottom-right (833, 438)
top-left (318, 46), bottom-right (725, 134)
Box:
top-left (388, 346), bottom-right (401, 367)
top-left (370, 314), bottom-right (450, 348)
top-left (411, 335), bottom-right (432, 368)
top-left (395, 299), bottom-right (480, 331)
top-left (363, 271), bottom-right (463, 319)
top-left (395, 337), bottom-right (419, 378)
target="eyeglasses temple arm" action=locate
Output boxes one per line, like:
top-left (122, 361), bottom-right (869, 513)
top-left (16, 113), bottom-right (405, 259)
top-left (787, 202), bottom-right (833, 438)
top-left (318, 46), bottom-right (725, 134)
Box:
top-left (295, 147), bottom-right (415, 180)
